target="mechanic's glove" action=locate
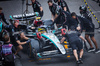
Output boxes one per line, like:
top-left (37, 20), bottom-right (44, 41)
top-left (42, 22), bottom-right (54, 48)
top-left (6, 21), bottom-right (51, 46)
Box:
top-left (26, 3), bottom-right (31, 6)
top-left (31, 27), bottom-right (36, 30)
top-left (5, 21), bottom-right (9, 25)
top-left (57, 42), bottom-right (61, 44)
top-left (47, 25), bottom-right (51, 28)
top-left (50, 24), bottom-right (54, 30)
top-left (26, 39), bottom-right (31, 44)
top-left (40, 11), bottom-right (43, 17)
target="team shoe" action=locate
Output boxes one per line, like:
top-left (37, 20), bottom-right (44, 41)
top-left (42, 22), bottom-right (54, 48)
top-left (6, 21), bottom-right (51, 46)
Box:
top-left (88, 48), bottom-right (95, 52)
top-left (16, 53), bottom-right (21, 58)
top-left (76, 60), bottom-right (80, 64)
top-left (95, 49), bottom-right (100, 54)
top-left (79, 58), bottom-right (83, 64)
top-left (0, 61), bottom-right (2, 66)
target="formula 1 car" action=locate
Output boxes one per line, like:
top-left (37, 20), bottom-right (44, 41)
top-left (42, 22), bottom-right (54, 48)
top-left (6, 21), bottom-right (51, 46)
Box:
top-left (9, 13), bottom-right (87, 61)
top-left (25, 18), bottom-right (88, 61)
top-left (25, 24), bottom-right (73, 61)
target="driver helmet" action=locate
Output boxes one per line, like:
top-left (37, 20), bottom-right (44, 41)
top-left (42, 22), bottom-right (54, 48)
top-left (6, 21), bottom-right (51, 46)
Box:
top-left (34, 20), bottom-right (43, 27)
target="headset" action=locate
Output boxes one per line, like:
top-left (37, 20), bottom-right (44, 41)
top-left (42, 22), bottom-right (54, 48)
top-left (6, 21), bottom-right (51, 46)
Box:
top-left (79, 5), bottom-right (87, 13)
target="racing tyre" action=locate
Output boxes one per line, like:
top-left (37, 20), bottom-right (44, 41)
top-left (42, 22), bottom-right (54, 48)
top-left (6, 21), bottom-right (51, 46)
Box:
top-left (28, 39), bottom-right (39, 59)
top-left (32, 48), bottom-right (38, 61)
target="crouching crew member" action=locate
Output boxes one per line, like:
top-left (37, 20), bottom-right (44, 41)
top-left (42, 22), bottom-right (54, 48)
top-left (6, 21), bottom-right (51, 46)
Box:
top-left (4, 20), bottom-right (31, 58)
top-left (0, 22), bottom-right (8, 41)
top-left (0, 7), bottom-right (9, 25)
top-left (2, 34), bottom-right (15, 66)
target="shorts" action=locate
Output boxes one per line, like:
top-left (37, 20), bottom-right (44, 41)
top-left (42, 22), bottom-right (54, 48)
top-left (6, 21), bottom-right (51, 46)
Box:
top-left (70, 40), bottom-right (83, 50)
top-left (85, 28), bottom-right (94, 37)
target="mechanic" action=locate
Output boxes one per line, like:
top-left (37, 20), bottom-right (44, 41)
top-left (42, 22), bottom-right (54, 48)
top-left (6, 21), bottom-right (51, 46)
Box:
top-left (0, 22), bottom-right (9, 64)
top-left (0, 22), bottom-right (8, 62)
top-left (59, 26), bottom-right (86, 64)
top-left (79, 5), bottom-right (92, 22)
top-left (0, 7), bottom-right (9, 25)
top-left (51, 8), bottom-right (77, 29)
top-left (28, 0), bottom-right (43, 17)
top-left (54, 0), bottom-right (70, 13)
top-left (2, 34), bottom-right (15, 66)
top-left (70, 12), bottom-right (84, 31)
top-left (14, 32), bottom-right (31, 57)
top-left (0, 22), bottom-right (8, 41)
top-left (4, 20), bottom-right (31, 58)
top-left (71, 12), bottom-right (100, 53)
top-left (47, 0), bottom-right (62, 22)
top-left (52, 8), bottom-right (69, 28)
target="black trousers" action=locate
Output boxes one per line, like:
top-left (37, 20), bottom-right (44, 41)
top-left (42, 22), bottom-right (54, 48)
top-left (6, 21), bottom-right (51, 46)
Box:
top-left (3, 62), bottom-right (15, 66)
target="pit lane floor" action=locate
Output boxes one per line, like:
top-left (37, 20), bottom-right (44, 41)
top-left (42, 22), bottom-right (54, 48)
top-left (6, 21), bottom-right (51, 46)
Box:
top-left (0, 0), bottom-right (100, 66)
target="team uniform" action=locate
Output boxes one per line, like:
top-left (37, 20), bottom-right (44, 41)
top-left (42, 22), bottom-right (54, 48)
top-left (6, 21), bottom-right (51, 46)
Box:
top-left (81, 11), bottom-right (92, 22)
top-left (0, 30), bottom-right (8, 41)
top-left (4, 25), bottom-right (30, 47)
top-left (49, 3), bottom-right (60, 16)
top-left (77, 16), bottom-right (95, 37)
top-left (32, 1), bottom-right (43, 17)
top-left (79, 5), bottom-right (95, 37)
top-left (83, 18), bottom-right (95, 37)
top-left (53, 10), bottom-right (72, 28)
top-left (58, 0), bottom-right (70, 13)
top-left (53, 10), bottom-right (78, 29)
top-left (2, 43), bottom-right (15, 66)
top-left (53, 11), bottom-right (68, 24)
top-left (0, 13), bottom-right (9, 25)
top-left (4, 25), bottom-right (21, 47)
top-left (64, 31), bottom-right (83, 50)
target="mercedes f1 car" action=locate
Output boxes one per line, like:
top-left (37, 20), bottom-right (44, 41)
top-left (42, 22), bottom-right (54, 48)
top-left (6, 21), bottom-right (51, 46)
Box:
top-left (9, 12), bottom-right (87, 61)
top-left (25, 23), bottom-right (73, 61)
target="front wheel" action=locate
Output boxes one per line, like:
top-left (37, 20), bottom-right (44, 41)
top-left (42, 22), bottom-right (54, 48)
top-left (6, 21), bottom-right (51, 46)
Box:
top-left (32, 48), bottom-right (38, 61)
top-left (28, 39), bottom-right (39, 60)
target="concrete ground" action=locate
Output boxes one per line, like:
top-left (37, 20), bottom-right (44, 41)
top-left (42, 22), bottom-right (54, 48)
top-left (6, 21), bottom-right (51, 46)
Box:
top-left (0, 0), bottom-right (100, 66)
